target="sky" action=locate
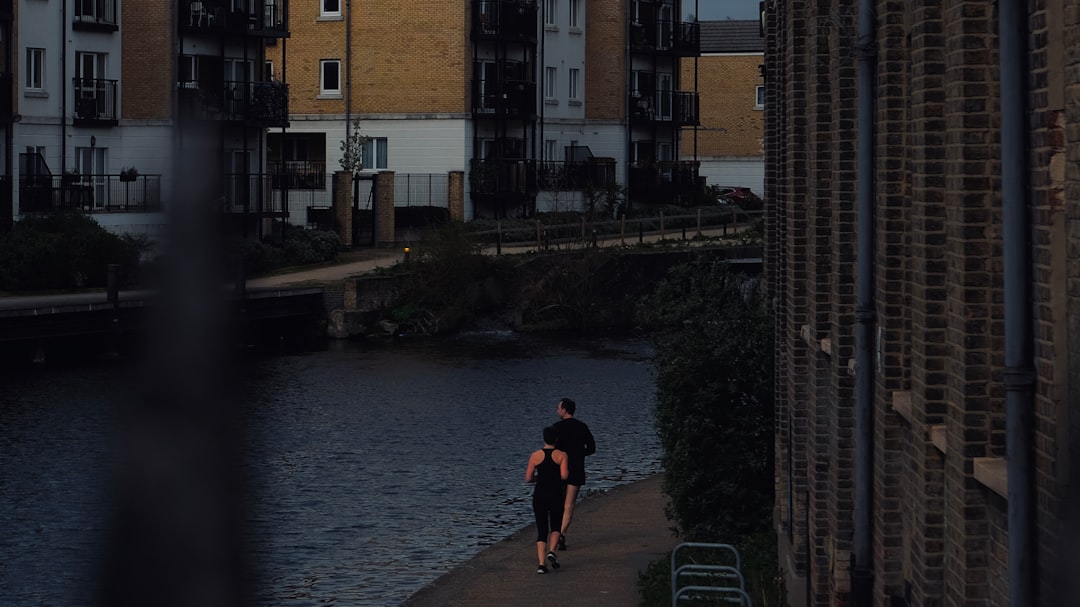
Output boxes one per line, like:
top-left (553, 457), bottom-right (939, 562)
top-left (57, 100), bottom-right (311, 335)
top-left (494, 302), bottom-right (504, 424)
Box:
top-left (688, 0), bottom-right (761, 21)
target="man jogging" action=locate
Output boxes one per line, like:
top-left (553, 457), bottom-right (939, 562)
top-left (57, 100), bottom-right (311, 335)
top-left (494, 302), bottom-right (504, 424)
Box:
top-left (553, 397), bottom-right (596, 550)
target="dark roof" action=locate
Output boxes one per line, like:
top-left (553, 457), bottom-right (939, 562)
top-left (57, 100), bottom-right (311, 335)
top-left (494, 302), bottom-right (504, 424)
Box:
top-left (699, 20), bottom-right (764, 54)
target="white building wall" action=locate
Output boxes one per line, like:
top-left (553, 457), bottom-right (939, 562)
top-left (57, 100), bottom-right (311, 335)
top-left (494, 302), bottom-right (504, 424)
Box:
top-left (698, 156), bottom-right (765, 196)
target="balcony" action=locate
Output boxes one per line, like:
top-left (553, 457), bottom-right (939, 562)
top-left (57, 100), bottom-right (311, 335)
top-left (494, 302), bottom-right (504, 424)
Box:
top-left (267, 161), bottom-right (326, 190)
top-left (183, 0), bottom-right (289, 38)
top-left (469, 159), bottom-right (536, 198)
top-left (73, 78), bottom-right (118, 126)
top-left (629, 90), bottom-right (699, 126)
top-left (628, 160), bottom-right (701, 205)
top-left (536, 160), bottom-right (616, 191)
top-left (630, 19), bottom-right (699, 55)
top-left (474, 0), bottom-right (538, 41)
top-left (219, 173), bottom-right (289, 215)
top-left (73, 0), bottom-right (118, 32)
top-left (178, 80), bottom-right (288, 127)
top-left (472, 78), bottom-right (537, 119)
top-left (19, 173), bottom-right (163, 213)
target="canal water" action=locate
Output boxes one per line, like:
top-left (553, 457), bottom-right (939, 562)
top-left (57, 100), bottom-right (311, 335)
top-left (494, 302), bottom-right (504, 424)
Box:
top-left (0, 331), bottom-right (661, 606)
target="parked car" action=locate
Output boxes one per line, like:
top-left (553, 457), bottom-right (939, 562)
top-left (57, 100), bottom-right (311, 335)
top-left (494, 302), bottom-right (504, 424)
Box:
top-left (714, 186), bottom-right (763, 211)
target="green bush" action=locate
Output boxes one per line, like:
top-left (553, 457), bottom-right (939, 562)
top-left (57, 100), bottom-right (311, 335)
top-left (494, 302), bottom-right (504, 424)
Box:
top-left (235, 225), bottom-right (343, 276)
top-left (0, 212), bottom-right (147, 292)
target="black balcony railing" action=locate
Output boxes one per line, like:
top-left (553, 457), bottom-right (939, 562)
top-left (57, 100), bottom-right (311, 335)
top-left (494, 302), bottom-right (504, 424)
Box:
top-left (73, 78), bottom-right (118, 125)
top-left (475, 0), bottom-right (537, 40)
top-left (628, 160), bottom-right (701, 205)
top-left (220, 173), bottom-right (289, 215)
top-left (18, 173), bottom-right (163, 213)
top-left (178, 80), bottom-right (288, 126)
top-left (183, 0), bottom-right (288, 36)
top-left (472, 78), bottom-right (537, 119)
top-left (536, 160), bottom-right (615, 191)
top-left (267, 161), bottom-right (326, 190)
top-left (469, 159), bottom-right (536, 197)
top-left (629, 90), bottom-right (699, 125)
top-left (630, 19), bottom-right (699, 55)
top-left (74, 0), bottom-right (118, 31)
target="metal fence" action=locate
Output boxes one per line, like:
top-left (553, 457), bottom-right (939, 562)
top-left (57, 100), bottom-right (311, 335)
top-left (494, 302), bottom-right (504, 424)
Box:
top-left (395, 173), bottom-right (449, 208)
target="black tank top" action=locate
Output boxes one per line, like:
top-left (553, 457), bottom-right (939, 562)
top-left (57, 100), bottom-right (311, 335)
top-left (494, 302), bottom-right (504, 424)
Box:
top-left (534, 449), bottom-right (563, 495)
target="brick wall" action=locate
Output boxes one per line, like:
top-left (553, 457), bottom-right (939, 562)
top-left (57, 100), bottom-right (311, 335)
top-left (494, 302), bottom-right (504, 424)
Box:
top-left (122, 0), bottom-right (173, 119)
top-left (585, 0), bottom-right (625, 121)
top-left (767, 0), bottom-right (1074, 604)
top-left (1065, 0), bottom-right (1080, 603)
top-left (272, 1), bottom-right (468, 116)
top-left (680, 54), bottom-right (764, 158)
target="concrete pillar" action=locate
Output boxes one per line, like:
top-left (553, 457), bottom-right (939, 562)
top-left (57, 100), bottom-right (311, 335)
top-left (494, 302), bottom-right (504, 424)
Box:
top-left (448, 170), bottom-right (465, 221)
top-left (375, 171), bottom-right (395, 246)
top-left (333, 171), bottom-right (353, 247)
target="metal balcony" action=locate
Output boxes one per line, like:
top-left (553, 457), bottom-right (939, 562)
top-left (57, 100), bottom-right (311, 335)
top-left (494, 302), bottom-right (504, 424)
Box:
top-left (472, 78), bottom-right (537, 119)
top-left (628, 160), bottom-right (702, 205)
top-left (73, 0), bottom-right (118, 31)
top-left (19, 173), bottom-right (163, 213)
top-left (178, 80), bottom-right (288, 127)
top-left (183, 0), bottom-right (288, 38)
top-left (469, 159), bottom-right (536, 198)
top-left (630, 19), bottom-right (699, 55)
top-left (629, 90), bottom-right (699, 126)
top-left (72, 78), bottom-right (118, 126)
top-left (474, 0), bottom-right (538, 41)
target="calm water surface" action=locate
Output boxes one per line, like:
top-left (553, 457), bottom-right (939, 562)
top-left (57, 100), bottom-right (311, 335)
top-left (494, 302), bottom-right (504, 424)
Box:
top-left (0, 331), bottom-right (661, 606)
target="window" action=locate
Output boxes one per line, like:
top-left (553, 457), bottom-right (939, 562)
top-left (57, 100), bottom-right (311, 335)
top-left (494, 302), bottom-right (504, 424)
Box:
top-left (26, 48), bottom-right (44, 90)
top-left (264, 61), bottom-right (274, 81)
top-left (320, 59), bottom-right (341, 96)
top-left (321, 0), bottom-right (340, 16)
top-left (544, 0), bottom-right (556, 25)
top-left (568, 68), bottom-right (580, 100)
top-left (545, 66), bottom-right (557, 99)
top-left (544, 140), bottom-right (557, 161)
top-left (362, 137), bottom-right (388, 170)
top-left (755, 85), bottom-right (766, 109)
top-left (569, 0), bottom-right (580, 27)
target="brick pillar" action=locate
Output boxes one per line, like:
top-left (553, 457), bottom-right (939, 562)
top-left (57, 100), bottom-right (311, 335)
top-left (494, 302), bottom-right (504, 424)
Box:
top-left (448, 170), bottom-right (465, 221)
top-left (333, 171), bottom-right (353, 247)
top-left (375, 171), bottom-right (395, 246)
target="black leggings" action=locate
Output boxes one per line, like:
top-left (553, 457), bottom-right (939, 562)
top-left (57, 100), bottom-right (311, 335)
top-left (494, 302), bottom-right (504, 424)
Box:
top-left (533, 494), bottom-right (565, 542)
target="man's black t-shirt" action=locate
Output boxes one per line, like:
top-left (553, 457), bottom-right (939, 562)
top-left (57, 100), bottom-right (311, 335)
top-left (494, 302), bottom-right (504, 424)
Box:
top-left (554, 418), bottom-right (596, 486)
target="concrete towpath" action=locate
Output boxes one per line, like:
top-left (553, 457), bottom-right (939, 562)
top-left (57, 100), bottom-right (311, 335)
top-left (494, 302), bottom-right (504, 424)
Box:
top-left (400, 474), bottom-right (678, 607)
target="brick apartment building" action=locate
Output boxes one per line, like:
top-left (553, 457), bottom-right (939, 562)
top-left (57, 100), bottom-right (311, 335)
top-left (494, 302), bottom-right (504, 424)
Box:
top-left (266, 0), bottom-right (702, 221)
top-left (765, 1), bottom-right (1076, 606)
top-left (681, 19), bottom-right (765, 196)
top-left (7, 0), bottom-right (288, 239)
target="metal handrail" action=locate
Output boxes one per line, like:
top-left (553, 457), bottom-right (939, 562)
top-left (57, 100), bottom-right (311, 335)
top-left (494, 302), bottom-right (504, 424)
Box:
top-left (671, 542), bottom-right (743, 607)
top-left (674, 564), bottom-right (745, 590)
top-left (673, 585), bottom-right (752, 606)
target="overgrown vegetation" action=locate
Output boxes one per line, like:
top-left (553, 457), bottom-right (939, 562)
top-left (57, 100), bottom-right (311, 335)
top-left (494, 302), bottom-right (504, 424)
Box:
top-left (233, 224), bottom-right (343, 276)
top-left (635, 259), bottom-right (783, 606)
top-left (0, 212), bottom-right (149, 292)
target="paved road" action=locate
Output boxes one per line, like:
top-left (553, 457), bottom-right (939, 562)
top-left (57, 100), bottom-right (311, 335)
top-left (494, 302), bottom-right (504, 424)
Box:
top-left (400, 474), bottom-right (677, 607)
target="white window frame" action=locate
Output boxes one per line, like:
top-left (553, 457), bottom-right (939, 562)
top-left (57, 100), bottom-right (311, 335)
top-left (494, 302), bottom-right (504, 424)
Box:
top-left (544, 0), bottom-right (556, 26)
top-left (26, 48), bottom-right (45, 91)
top-left (320, 59), bottom-right (341, 96)
top-left (362, 137), bottom-right (388, 170)
top-left (544, 66), bottom-right (557, 100)
top-left (755, 85), bottom-right (765, 109)
top-left (544, 140), bottom-right (557, 162)
top-left (321, 0), bottom-right (341, 16)
top-left (569, 0), bottom-right (580, 28)
top-left (568, 68), bottom-right (580, 101)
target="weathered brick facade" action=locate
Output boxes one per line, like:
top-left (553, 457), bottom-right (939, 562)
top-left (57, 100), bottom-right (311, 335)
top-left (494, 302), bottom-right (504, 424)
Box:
top-left (766, 0), bottom-right (1076, 604)
top-left (584, 0), bottom-right (625, 121)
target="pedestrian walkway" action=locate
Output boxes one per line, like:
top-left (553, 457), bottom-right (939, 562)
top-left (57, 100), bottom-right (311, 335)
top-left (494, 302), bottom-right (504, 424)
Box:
top-left (400, 474), bottom-right (677, 607)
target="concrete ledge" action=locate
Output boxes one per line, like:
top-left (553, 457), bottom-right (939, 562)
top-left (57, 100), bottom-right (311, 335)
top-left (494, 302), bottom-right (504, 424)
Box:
top-left (928, 424), bottom-right (947, 453)
top-left (891, 391), bottom-right (913, 423)
top-left (973, 457), bottom-right (1008, 498)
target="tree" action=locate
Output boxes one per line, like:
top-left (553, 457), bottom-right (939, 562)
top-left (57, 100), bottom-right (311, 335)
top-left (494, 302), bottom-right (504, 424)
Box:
top-left (338, 119), bottom-right (372, 176)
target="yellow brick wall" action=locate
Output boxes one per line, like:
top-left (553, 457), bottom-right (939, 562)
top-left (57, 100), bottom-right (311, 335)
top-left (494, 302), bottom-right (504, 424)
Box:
top-left (272, 0), bottom-right (468, 115)
top-left (122, 0), bottom-right (173, 119)
top-left (585, 0), bottom-right (625, 120)
top-left (681, 53), bottom-right (764, 157)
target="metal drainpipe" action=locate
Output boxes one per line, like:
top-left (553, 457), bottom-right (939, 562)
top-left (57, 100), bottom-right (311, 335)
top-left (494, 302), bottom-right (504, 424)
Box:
top-left (345, 0), bottom-right (351, 147)
top-left (998, 0), bottom-right (1036, 605)
top-left (852, 0), bottom-right (876, 602)
top-left (61, 0), bottom-right (68, 175)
